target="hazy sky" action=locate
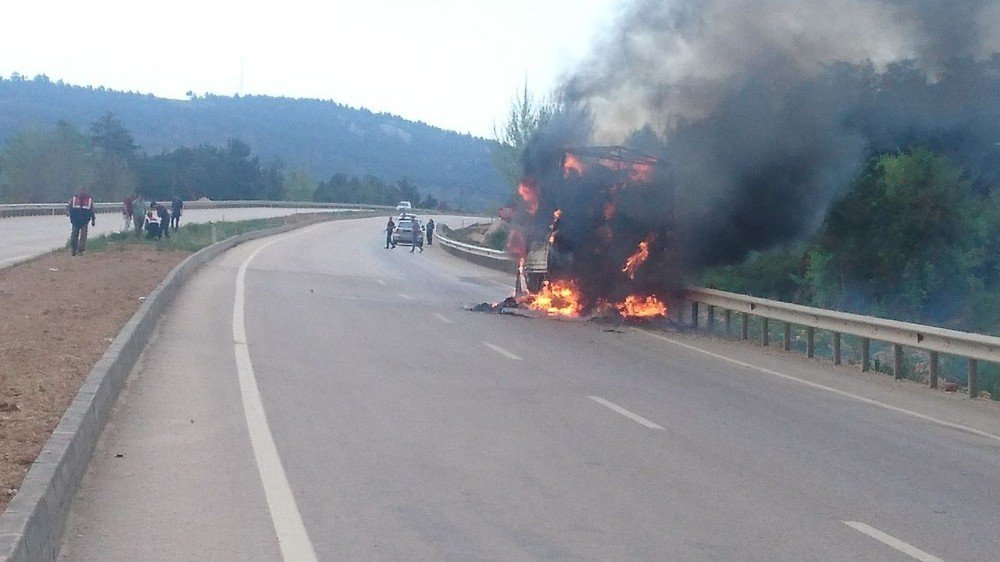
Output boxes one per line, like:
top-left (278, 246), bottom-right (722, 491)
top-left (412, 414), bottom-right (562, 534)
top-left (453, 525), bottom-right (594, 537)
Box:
top-left (1, 0), bottom-right (623, 138)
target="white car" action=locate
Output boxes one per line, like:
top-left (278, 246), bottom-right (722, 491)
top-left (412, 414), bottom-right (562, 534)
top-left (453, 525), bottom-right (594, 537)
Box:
top-left (392, 217), bottom-right (423, 246)
top-left (396, 200), bottom-right (412, 213)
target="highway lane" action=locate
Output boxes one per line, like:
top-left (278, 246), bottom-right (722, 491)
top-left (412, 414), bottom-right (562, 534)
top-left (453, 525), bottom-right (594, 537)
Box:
top-left (60, 216), bottom-right (999, 560)
top-left (0, 206), bottom-right (360, 268)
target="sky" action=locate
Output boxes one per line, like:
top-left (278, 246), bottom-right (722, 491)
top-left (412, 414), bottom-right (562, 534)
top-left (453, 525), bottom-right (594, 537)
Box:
top-left (1, 0), bottom-right (624, 139)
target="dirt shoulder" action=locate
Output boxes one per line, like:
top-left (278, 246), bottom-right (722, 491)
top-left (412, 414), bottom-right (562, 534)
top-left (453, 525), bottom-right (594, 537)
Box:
top-left (0, 212), bottom-right (362, 515)
top-left (0, 246), bottom-right (191, 513)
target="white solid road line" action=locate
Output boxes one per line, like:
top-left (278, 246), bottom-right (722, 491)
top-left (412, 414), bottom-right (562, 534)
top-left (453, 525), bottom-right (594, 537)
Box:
top-left (233, 227), bottom-right (322, 562)
top-left (640, 330), bottom-right (1000, 445)
top-left (433, 313), bottom-right (454, 324)
top-left (483, 341), bottom-right (523, 361)
top-left (0, 254), bottom-right (33, 264)
top-left (398, 293), bottom-right (413, 300)
top-left (588, 396), bottom-right (665, 430)
top-left (843, 521), bottom-right (945, 562)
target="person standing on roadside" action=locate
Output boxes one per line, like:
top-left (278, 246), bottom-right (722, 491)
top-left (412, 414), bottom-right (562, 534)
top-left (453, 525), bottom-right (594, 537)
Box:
top-left (385, 217), bottom-right (396, 249)
top-left (132, 196), bottom-right (147, 237)
top-left (410, 219), bottom-right (423, 253)
top-left (122, 192), bottom-right (135, 232)
top-left (67, 186), bottom-right (96, 256)
top-left (154, 201), bottom-right (171, 238)
top-left (170, 195), bottom-right (183, 232)
top-left (425, 218), bottom-right (435, 245)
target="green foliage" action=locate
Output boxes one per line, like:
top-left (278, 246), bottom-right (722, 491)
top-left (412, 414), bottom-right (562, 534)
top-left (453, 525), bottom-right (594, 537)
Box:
top-left (313, 174), bottom-right (432, 207)
top-left (0, 122), bottom-right (94, 202)
top-left (282, 169), bottom-right (316, 202)
top-left (818, 149), bottom-right (978, 324)
top-left (484, 228), bottom-right (509, 251)
top-left (138, 139), bottom-right (284, 201)
top-left (701, 245), bottom-right (807, 301)
top-left (0, 77), bottom-right (506, 209)
top-left (492, 82), bottom-right (560, 190)
top-left (703, 150), bottom-right (999, 337)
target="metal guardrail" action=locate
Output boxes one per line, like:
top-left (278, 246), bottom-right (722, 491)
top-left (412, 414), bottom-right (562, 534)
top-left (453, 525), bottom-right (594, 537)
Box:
top-left (438, 224), bottom-right (1000, 398)
top-left (0, 200), bottom-right (399, 218)
top-left (436, 226), bottom-right (506, 258)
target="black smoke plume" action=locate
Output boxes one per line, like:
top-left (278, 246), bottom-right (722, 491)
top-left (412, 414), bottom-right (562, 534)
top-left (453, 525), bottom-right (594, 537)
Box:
top-left (514, 0), bottom-right (1000, 308)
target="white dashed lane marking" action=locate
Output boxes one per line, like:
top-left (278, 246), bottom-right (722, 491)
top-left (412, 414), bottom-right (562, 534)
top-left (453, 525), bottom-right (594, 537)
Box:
top-left (843, 521), bottom-right (944, 562)
top-left (483, 342), bottom-right (522, 361)
top-left (433, 313), bottom-right (454, 324)
top-left (588, 396), bottom-right (664, 430)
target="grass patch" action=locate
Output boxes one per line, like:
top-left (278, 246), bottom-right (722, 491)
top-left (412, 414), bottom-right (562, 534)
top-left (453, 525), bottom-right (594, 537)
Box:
top-left (84, 212), bottom-right (375, 254)
top-left (85, 219), bottom-right (278, 253)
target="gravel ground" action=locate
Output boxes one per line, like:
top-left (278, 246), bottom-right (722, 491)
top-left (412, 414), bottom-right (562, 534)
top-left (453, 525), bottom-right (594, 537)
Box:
top-left (0, 245), bottom-right (190, 513)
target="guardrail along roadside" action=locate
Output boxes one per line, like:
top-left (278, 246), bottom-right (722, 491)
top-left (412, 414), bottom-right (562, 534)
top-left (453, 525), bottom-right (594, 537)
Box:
top-left (437, 224), bottom-right (1000, 399)
top-left (0, 200), bottom-right (402, 219)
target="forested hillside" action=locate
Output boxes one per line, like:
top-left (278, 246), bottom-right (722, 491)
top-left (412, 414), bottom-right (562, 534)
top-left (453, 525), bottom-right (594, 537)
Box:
top-left (0, 74), bottom-right (506, 209)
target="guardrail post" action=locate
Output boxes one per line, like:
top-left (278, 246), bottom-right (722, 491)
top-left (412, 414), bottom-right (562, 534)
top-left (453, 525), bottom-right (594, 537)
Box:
top-left (893, 344), bottom-right (904, 380)
top-left (861, 338), bottom-right (871, 372)
top-left (783, 322), bottom-right (791, 351)
top-left (968, 359), bottom-right (979, 398)
top-left (762, 318), bottom-right (769, 347)
top-left (741, 313), bottom-right (749, 341)
top-left (707, 306), bottom-right (715, 333)
top-left (929, 351), bottom-right (938, 389)
top-left (806, 327), bottom-right (815, 358)
top-left (724, 309), bottom-right (732, 337)
top-left (691, 302), bottom-right (699, 329)
top-left (833, 333), bottom-right (842, 365)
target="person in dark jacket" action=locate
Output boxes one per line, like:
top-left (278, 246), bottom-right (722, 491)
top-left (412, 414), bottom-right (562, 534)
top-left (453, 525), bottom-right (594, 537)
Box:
top-left (68, 186), bottom-right (96, 256)
top-left (425, 219), bottom-right (435, 245)
top-left (153, 201), bottom-right (170, 238)
top-left (170, 195), bottom-right (183, 231)
top-left (385, 217), bottom-right (396, 249)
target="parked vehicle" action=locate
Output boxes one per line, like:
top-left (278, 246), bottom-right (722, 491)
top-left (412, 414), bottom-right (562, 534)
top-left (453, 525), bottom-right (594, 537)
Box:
top-left (396, 200), bottom-right (413, 213)
top-left (392, 217), bottom-right (424, 246)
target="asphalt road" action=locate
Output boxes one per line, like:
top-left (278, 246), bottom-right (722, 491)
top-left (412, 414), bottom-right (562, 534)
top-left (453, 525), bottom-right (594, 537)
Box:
top-left (0, 207), bottom-right (359, 268)
top-left (58, 216), bottom-right (1000, 561)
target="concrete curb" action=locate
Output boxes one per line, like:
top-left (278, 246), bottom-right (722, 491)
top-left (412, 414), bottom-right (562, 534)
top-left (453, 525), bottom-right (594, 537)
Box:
top-left (0, 215), bottom-right (341, 562)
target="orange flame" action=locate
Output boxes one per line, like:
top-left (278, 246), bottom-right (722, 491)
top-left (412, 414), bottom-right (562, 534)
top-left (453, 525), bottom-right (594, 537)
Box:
top-left (518, 180), bottom-right (539, 215)
top-left (617, 295), bottom-right (667, 318)
top-left (523, 280), bottom-right (583, 317)
top-left (629, 162), bottom-right (654, 182)
top-left (563, 153), bottom-right (584, 178)
top-left (622, 236), bottom-right (654, 280)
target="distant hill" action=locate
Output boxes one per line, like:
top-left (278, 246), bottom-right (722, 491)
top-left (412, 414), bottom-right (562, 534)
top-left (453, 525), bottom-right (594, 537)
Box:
top-left (0, 75), bottom-right (507, 209)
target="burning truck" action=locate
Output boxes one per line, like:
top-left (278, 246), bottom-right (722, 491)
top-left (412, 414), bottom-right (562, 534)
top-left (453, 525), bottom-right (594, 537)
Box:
top-left (509, 146), bottom-right (677, 320)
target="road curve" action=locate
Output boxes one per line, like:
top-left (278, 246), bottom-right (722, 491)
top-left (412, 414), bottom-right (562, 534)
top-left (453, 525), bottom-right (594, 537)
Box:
top-left (59, 216), bottom-right (1000, 561)
top-left (0, 207), bottom-right (361, 268)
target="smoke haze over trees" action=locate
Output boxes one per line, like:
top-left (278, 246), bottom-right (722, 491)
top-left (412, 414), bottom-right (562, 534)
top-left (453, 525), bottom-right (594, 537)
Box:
top-left (0, 115), bottom-right (442, 209)
top-left (537, 0), bottom-right (1000, 269)
top-left (507, 0), bottom-right (1000, 337)
top-left (0, 76), bottom-right (504, 209)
